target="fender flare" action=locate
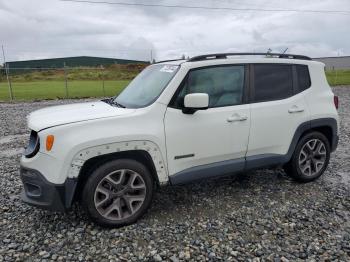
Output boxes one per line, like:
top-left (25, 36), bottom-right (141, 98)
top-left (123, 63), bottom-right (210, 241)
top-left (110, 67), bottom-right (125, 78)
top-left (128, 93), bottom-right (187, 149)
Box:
top-left (286, 117), bottom-right (338, 160)
top-left (67, 140), bottom-right (169, 184)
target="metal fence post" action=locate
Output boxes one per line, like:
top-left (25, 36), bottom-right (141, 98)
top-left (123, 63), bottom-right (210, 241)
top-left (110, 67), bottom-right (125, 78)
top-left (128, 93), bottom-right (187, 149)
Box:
top-left (102, 79), bottom-right (106, 97)
top-left (5, 63), bottom-right (13, 100)
top-left (102, 69), bottom-right (106, 97)
top-left (335, 69), bottom-right (338, 86)
top-left (63, 62), bottom-right (68, 98)
top-left (2, 45), bottom-right (13, 100)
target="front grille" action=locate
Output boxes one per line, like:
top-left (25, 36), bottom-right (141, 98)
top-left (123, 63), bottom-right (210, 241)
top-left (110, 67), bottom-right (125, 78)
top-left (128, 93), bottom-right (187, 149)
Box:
top-left (24, 130), bottom-right (40, 158)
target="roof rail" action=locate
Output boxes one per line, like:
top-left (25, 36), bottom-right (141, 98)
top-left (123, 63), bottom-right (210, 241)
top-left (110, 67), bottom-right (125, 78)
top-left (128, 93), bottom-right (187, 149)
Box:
top-left (188, 52), bottom-right (312, 62)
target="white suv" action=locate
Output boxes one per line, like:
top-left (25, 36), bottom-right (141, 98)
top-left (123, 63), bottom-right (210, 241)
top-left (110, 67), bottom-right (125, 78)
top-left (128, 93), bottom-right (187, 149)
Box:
top-left (20, 53), bottom-right (339, 227)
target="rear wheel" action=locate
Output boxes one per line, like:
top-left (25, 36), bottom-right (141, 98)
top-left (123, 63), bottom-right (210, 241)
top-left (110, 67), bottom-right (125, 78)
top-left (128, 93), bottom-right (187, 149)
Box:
top-left (82, 159), bottom-right (154, 227)
top-left (284, 132), bottom-right (330, 182)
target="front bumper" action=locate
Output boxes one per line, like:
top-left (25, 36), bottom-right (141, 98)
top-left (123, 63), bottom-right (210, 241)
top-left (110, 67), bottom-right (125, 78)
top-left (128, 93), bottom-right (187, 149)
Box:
top-left (20, 167), bottom-right (77, 212)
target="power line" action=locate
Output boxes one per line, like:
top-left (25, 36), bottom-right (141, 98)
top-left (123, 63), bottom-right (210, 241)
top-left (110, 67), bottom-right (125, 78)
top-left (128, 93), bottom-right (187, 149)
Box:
top-left (58, 0), bottom-right (350, 15)
top-left (158, 0), bottom-right (284, 9)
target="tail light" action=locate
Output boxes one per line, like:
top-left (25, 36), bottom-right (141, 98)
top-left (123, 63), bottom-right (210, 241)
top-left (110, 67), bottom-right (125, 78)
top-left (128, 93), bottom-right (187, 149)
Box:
top-left (334, 95), bottom-right (339, 110)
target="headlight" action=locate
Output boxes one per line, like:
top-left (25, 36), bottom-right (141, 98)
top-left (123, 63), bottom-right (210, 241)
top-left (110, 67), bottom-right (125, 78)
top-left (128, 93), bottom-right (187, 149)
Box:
top-left (24, 131), bottom-right (40, 158)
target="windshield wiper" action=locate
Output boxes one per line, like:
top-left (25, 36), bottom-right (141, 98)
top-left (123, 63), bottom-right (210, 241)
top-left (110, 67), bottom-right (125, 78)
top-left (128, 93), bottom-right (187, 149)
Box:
top-left (102, 98), bottom-right (126, 108)
top-left (113, 101), bottom-right (126, 108)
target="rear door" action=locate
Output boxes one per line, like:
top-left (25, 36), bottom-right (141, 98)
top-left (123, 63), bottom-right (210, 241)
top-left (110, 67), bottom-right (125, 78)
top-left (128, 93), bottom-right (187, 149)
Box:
top-left (246, 63), bottom-right (310, 162)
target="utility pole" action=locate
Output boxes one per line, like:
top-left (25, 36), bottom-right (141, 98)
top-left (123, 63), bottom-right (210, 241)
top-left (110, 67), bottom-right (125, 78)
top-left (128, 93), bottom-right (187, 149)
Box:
top-left (2, 45), bottom-right (13, 100)
top-left (150, 49), bottom-right (153, 64)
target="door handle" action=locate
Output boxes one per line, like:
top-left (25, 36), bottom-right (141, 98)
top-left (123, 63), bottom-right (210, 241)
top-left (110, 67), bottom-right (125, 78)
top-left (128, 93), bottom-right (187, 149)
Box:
top-left (288, 105), bottom-right (304, 113)
top-left (227, 114), bottom-right (248, 122)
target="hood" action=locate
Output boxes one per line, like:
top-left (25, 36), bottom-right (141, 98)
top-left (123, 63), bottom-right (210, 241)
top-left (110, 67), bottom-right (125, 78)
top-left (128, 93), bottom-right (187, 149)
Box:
top-left (28, 101), bottom-right (135, 131)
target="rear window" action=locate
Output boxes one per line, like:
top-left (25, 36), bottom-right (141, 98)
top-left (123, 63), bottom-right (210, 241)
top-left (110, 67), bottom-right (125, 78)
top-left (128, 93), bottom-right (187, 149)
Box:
top-left (253, 64), bottom-right (293, 102)
top-left (296, 65), bottom-right (311, 92)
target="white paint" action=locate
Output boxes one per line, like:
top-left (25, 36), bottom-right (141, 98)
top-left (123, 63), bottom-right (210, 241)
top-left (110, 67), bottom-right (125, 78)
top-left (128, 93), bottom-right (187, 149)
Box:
top-left (27, 101), bottom-right (135, 131)
top-left (184, 93), bottom-right (209, 109)
top-left (164, 105), bottom-right (250, 175)
top-left (247, 92), bottom-right (310, 156)
top-left (20, 57), bottom-right (339, 186)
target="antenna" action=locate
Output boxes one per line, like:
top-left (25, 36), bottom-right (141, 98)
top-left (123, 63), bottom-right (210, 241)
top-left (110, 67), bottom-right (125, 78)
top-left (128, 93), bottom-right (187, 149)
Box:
top-left (282, 48), bottom-right (288, 54)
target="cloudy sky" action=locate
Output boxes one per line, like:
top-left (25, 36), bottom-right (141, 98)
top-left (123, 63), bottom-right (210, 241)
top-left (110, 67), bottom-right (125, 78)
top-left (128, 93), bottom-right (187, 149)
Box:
top-left (0, 0), bottom-right (349, 62)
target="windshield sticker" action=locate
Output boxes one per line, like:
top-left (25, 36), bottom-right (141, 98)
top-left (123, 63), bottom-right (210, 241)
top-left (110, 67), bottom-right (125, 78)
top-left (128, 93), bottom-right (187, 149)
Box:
top-left (160, 65), bottom-right (178, 73)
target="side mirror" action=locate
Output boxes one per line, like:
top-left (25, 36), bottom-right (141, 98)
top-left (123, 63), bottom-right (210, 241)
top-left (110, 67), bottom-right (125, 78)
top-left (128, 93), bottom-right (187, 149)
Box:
top-left (183, 93), bottom-right (209, 114)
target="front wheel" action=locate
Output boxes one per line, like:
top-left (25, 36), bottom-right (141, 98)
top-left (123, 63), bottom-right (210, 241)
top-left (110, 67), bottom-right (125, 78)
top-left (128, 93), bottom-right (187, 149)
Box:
top-left (284, 132), bottom-right (330, 182)
top-left (82, 159), bottom-right (154, 227)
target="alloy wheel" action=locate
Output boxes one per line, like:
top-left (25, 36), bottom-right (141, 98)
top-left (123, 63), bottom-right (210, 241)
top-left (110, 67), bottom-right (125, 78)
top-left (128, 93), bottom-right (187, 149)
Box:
top-left (298, 139), bottom-right (327, 177)
top-left (94, 169), bottom-right (146, 221)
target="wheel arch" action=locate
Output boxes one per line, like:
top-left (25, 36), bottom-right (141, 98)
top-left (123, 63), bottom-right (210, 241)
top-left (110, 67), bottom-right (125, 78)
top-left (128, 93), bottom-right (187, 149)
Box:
top-left (67, 140), bottom-right (168, 206)
top-left (73, 150), bottom-right (161, 203)
top-left (287, 117), bottom-right (338, 163)
top-left (309, 118), bottom-right (338, 151)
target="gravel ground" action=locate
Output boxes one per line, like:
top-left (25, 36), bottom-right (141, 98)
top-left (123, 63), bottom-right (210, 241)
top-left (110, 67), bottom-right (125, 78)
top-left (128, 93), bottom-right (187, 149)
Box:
top-left (0, 88), bottom-right (349, 261)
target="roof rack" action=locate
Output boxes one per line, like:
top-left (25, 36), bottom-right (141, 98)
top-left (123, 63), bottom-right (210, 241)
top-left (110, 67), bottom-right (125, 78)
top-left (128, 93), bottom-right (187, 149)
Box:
top-left (188, 52), bottom-right (312, 62)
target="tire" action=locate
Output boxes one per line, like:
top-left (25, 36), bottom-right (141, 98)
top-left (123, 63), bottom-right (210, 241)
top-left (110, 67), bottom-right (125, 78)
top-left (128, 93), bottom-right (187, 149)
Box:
top-left (284, 131), bottom-right (330, 183)
top-left (82, 159), bottom-right (154, 227)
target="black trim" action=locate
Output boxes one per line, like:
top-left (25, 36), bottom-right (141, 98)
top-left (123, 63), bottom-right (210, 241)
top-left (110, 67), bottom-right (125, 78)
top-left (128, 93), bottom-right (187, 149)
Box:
top-left (248, 64), bottom-right (254, 102)
top-left (188, 53), bottom-right (312, 62)
top-left (170, 158), bottom-right (245, 185)
top-left (20, 167), bottom-right (77, 212)
top-left (292, 65), bottom-right (298, 95)
top-left (182, 106), bottom-right (208, 115)
top-left (332, 135), bottom-right (339, 152)
top-left (243, 65), bottom-right (250, 104)
top-left (168, 72), bottom-right (189, 108)
top-left (170, 118), bottom-right (338, 185)
top-left (245, 154), bottom-right (284, 170)
top-left (174, 154), bottom-right (195, 160)
top-left (310, 118), bottom-right (338, 152)
top-left (24, 131), bottom-right (40, 158)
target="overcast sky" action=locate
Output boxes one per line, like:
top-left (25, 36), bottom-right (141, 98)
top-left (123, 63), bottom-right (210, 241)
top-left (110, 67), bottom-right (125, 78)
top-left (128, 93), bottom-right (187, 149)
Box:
top-left (0, 0), bottom-right (349, 62)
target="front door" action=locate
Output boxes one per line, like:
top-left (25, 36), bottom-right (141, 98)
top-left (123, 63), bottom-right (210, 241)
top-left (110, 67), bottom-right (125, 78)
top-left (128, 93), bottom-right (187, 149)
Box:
top-left (164, 65), bottom-right (251, 180)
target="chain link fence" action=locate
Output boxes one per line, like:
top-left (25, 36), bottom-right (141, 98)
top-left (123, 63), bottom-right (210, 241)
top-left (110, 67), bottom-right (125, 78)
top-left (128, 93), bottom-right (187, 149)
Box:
top-left (0, 64), bottom-right (145, 101)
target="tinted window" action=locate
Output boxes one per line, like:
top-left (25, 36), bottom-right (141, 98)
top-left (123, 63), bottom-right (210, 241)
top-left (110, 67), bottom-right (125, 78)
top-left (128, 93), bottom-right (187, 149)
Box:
top-left (296, 65), bottom-right (311, 92)
top-left (172, 65), bottom-right (245, 108)
top-left (253, 64), bottom-right (293, 102)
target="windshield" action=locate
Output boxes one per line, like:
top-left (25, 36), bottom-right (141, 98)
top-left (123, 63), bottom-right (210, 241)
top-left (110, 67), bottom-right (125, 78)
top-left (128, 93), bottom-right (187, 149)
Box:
top-left (114, 64), bottom-right (179, 108)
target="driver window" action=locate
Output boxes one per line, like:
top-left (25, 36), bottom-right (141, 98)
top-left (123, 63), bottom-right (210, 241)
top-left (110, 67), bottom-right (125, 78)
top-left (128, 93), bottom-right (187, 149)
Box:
top-left (172, 65), bottom-right (245, 108)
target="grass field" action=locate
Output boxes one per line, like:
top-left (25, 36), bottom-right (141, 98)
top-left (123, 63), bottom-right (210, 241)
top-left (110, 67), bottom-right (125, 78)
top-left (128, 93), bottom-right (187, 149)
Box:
top-left (325, 70), bottom-right (350, 86)
top-left (0, 68), bottom-right (349, 101)
top-left (0, 80), bottom-right (130, 100)
top-left (0, 64), bottom-right (140, 101)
